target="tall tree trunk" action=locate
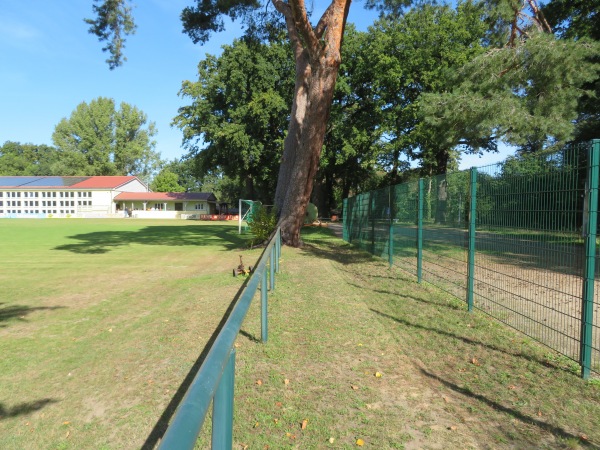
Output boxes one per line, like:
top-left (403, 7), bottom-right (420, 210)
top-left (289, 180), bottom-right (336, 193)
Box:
top-left (272, 0), bottom-right (350, 246)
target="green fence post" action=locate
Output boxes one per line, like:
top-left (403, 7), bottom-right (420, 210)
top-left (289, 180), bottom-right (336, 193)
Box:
top-left (389, 186), bottom-right (394, 268)
top-left (580, 139), bottom-right (599, 379)
top-left (261, 270), bottom-right (268, 343)
top-left (417, 179), bottom-right (424, 282)
top-left (370, 192), bottom-right (375, 255)
top-left (467, 167), bottom-right (478, 312)
top-left (270, 244), bottom-right (276, 291)
top-left (211, 348), bottom-right (235, 449)
top-left (275, 229), bottom-right (280, 273)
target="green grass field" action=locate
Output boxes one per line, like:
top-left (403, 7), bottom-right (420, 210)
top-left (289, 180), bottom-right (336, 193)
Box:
top-left (0, 219), bottom-right (262, 449)
top-left (1, 220), bottom-right (599, 449)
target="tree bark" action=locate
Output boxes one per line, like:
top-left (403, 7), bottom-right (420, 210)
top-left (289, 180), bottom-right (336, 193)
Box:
top-left (272, 0), bottom-right (351, 246)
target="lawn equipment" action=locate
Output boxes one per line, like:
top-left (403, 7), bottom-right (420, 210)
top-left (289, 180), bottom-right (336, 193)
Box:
top-left (233, 255), bottom-right (253, 277)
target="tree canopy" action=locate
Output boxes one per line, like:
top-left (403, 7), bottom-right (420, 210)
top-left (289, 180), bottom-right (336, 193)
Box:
top-left (52, 97), bottom-right (160, 180)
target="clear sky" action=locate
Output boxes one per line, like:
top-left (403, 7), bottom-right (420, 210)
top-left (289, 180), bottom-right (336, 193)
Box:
top-left (0, 0), bottom-right (511, 170)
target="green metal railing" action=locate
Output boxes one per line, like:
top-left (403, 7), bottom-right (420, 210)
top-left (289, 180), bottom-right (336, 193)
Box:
top-left (158, 228), bottom-right (281, 449)
top-left (343, 141), bottom-right (600, 379)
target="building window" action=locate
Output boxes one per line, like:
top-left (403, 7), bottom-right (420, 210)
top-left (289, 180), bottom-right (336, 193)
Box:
top-left (195, 203), bottom-right (205, 210)
top-left (153, 203), bottom-right (164, 211)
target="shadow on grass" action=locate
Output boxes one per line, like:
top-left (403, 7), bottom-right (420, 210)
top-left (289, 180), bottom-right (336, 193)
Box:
top-left (0, 303), bottom-right (65, 328)
top-left (369, 308), bottom-right (577, 376)
top-left (141, 275), bottom-right (253, 450)
top-left (299, 227), bottom-right (379, 266)
top-left (0, 398), bottom-right (58, 420)
top-left (419, 368), bottom-right (598, 448)
top-left (53, 225), bottom-right (248, 254)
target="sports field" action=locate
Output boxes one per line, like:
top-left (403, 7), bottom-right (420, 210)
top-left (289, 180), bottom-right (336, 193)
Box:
top-left (0, 219), bottom-right (261, 449)
top-left (1, 220), bottom-right (599, 449)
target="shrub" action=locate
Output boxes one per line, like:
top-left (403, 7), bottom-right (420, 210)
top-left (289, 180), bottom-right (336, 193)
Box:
top-left (248, 205), bottom-right (277, 246)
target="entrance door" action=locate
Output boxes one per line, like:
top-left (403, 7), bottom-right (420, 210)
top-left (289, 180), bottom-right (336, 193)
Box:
top-left (174, 203), bottom-right (183, 211)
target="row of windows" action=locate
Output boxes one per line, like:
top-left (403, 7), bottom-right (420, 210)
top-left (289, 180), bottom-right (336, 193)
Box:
top-left (0, 210), bottom-right (77, 214)
top-left (0, 201), bottom-right (92, 207)
top-left (0, 191), bottom-right (93, 198)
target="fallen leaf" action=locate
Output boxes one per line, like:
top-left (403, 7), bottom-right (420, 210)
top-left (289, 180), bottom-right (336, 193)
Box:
top-left (375, 372), bottom-right (383, 378)
top-left (301, 419), bottom-right (308, 430)
top-left (286, 432), bottom-right (297, 439)
top-left (273, 418), bottom-right (278, 424)
top-left (537, 411), bottom-right (542, 417)
top-left (356, 438), bottom-right (365, 446)
top-left (108, 328), bottom-right (113, 332)
top-left (329, 437), bottom-right (335, 444)
top-left (580, 434), bottom-right (588, 441)
top-left (62, 421), bottom-right (70, 425)
top-left (263, 445), bottom-right (269, 449)
top-left (508, 385), bottom-right (517, 390)
top-left (240, 444), bottom-right (249, 450)
top-left (234, 342), bottom-right (241, 348)
top-left (254, 422), bottom-right (259, 428)
top-left (275, 402), bottom-right (282, 408)
top-left (442, 396), bottom-right (449, 403)
top-left (65, 431), bottom-right (70, 438)
top-left (351, 385), bottom-right (359, 390)
top-left (449, 426), bottom-right (458, 431)
top-left (256, 379), bottom-right (262, 386)
top-left (284, 379), bottom-right (290, 385)
top-left (471, 357), bottom-right (480, 366)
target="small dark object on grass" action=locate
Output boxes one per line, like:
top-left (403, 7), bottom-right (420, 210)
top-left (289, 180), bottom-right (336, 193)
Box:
top-left (233, 255), bottom-right (253, 277)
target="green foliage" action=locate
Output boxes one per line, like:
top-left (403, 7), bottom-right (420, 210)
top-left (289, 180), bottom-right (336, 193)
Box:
top-left (420, 31), bottom-right (600, 152)
top-left (365, 1), bottom-right (490, 175)
top-left (173, 37), bottom-right (294, 203)
top-left (149, 170), bottom-right (184, 192)
top-left (0, 141), bottom-right (59, 176)
top-left (247, 205), bottom-right (277, 245)
top-left (52, 97), bottom-right (160, 178)
top-left (85, 0), bottom-right (136, 69)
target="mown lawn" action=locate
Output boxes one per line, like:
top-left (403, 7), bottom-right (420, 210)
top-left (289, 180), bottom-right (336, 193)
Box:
top-left (0, 219), bottom-right (261, 449)
top-left (1, 220), bottom-right (599, 449)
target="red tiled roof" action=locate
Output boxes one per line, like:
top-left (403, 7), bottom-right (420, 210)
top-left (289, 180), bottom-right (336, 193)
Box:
top-left (114, 192), bottom-right (217, 202)
top-left (70, 176), bottom-right (141, 189)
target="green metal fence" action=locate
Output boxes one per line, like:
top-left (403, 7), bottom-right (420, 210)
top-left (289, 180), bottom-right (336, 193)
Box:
top-left (343, 140), bottom-right (600, 379)
top-left (158, 228), bottom-right (281, 449)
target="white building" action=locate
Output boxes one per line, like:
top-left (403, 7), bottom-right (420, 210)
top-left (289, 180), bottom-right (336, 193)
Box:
top-left (0, 176), bottom-right (217, 219)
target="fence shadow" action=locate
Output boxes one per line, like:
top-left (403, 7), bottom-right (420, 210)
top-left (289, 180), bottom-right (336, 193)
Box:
top-left (419, 368), bottom-right (599, 449)
top-left (369, 308), bottom-right (577, 375)
top-left (140, 275), bottom-right (252, 450)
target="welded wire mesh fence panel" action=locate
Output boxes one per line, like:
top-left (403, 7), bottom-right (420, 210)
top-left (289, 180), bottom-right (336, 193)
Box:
top-left (390, 181), bottom-right (419, 275)
top-left (475, 146), bottom-right (587, 363)
top-left (420, 172), bottom-right (470, 300)
top-left (343, 140), bottom-right (600, 377)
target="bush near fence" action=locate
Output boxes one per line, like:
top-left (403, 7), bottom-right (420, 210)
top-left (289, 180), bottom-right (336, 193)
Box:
top-left (343, 140), bottom-right (600, 379)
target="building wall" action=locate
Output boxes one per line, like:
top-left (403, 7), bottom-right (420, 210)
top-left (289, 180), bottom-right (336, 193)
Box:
top-left (0, 189), bottom-right (108, 216)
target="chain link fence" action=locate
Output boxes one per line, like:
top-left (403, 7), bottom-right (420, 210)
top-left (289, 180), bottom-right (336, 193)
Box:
top-left (343, 140), bottom-right (600, 378)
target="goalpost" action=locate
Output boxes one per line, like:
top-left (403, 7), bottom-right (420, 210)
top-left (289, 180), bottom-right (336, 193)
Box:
top-left (238, 199), bottom-right (261, 234)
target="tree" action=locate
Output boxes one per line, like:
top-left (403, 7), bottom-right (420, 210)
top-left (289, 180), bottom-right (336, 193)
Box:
top-left (52, 97), bottom-right (160, 179)
top-left (150, 170), bottom-right (185, 192)
top-left (173, 37), bottom-right (294, 204)
top-left (365, 1), bottom-right (490, 176)
top-left (0, 141), bottom-right (59, 176)
top-left (86, 0), bottom-right (376, 246)
top-left (418, 0), bottom-right (600, 155)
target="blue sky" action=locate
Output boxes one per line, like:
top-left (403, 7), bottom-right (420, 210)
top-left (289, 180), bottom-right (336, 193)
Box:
top-left (0, 0), bottom-right (511, 170)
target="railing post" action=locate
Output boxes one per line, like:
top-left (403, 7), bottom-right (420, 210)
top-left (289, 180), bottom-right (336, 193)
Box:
top-left (212, 349), bottom-right (236, 449)
top-left (261, 269), bottom-right (268, 343)
top-left (417, 179), bottom-right (424, 282)
top-left (467, 167), bottom-right (478, 312)
top-left (389, 186), bottom-right (394, 268)
top-left (275, 229), bottom-right (280, 273)
top-left (270, 244), bottom-right (276, 291)
top-left (581, 139), bottom-right (599, 379)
